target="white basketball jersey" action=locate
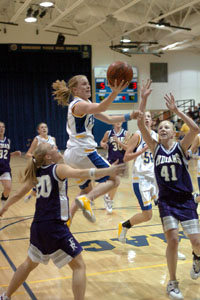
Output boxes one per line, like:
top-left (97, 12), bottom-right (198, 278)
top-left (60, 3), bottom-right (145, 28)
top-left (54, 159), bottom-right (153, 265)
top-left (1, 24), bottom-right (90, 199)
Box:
top-left (132, 130), bottom-right (158, 179)
top-left (36, 135), bottom-right (55, 146)
top-left (66, 97), bottom-right (97, 149)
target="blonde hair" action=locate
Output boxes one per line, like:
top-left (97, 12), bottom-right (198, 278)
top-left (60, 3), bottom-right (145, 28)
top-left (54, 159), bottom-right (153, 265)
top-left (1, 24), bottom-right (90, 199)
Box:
top-left (22, 143), bottom-right (50, 185)
top-left (52, 75), bottom-right (86, 106)
top-left (158, 120), bottom-right (174, 130)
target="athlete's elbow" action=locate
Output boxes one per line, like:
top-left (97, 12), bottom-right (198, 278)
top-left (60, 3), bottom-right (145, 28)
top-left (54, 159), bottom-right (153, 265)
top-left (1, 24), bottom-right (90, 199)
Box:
top-left (192, 126), bottom-right (200, 134)
top-left (123, 155), bottom-right (129, 163)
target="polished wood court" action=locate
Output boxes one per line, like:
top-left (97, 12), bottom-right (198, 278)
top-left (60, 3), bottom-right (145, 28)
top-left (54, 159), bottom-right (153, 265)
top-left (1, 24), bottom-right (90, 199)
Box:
top-left (1, 155), bottom-right (200, 300)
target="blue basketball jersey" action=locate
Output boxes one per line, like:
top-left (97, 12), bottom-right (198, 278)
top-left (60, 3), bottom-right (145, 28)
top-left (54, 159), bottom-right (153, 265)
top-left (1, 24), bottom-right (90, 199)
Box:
top-left (107, 128), bottom-right (127, 164)
top-left (34, 164), bottom-right (69, 222)
top-left (0, 137), bottom-right (11, 175)
top-left (154, 142), bottom-right (193, 198)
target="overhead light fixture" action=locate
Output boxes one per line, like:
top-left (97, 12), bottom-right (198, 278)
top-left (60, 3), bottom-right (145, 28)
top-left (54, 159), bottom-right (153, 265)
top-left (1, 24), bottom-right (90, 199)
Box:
top-left (39, 1), bottom-right (54, 7)
top-left (25, 16), bottom-right (37, 23)
top-left (149, 18), bottom-right (191, 31)
top-left (122, 48), bottom-right (129, 52)
top-left (120, 35), bottom-right (131, 43)
top-left (110, 40), bottom-right (162, 57)
top-left (161, 40), bottom-right (189, 51)
top-left (25, 7), bottom-right (37, 22)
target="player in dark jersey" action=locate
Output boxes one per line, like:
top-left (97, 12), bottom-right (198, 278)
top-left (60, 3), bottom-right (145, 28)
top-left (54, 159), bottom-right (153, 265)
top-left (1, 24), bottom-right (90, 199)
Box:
top-left (100, 122), bottom-right (130, 213)
top-left (0, 121), bottom-right (21, 207)
top-left (137, 79), bottom-right (200, 300)
top-left (0, 143), bottom-right (125, 300)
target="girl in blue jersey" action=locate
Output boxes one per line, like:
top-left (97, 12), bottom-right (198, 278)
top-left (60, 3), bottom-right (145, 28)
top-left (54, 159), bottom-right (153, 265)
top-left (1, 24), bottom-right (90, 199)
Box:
top-left (0, 143), bottom-right (125, 300)
top-left (137, 80), bottom-right (200, 300)
top-left (52, 76), bottom-right (138, 222)
top-left (100, 122), bottom-right (130, 213)
top-left (0, 121), bottom-right (21, 207)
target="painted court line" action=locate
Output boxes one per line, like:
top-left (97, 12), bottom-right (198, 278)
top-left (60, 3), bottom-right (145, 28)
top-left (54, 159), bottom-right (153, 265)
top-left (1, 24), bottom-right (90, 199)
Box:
top-left (0, 245), bottom-right (38, 300)
top-left (0, 260), bottom-right (190, 286)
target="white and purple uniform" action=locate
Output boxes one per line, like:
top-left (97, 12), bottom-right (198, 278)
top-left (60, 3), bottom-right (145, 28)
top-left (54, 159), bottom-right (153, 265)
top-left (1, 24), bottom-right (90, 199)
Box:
top-left (0, 137), bottom-right (11, 178)
top-left (154, 142), bottom-right (200, 234)
top-left (28, 164), bottom-right (82, 268)
top-left (107, 128), bottom-right (127, 164)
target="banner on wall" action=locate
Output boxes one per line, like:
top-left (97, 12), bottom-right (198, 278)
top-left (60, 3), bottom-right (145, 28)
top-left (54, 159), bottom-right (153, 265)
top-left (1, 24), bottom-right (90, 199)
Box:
top-left (9, 44), bottom-right (91, 58)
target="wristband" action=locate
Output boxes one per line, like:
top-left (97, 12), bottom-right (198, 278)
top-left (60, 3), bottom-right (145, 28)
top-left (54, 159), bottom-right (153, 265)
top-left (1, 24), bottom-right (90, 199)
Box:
top-left (89, 168), bottom-right (96, 179)
top-left (124, 113), bottom-right (131, 122)
top-left (187, 149), bottom-right (192, 157)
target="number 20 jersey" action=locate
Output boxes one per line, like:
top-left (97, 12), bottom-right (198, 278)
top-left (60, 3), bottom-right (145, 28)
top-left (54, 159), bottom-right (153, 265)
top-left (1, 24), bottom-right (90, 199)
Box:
top-left (0, 137), bottom-right (11, 175)
top-left (132, 130), bottom-right (158, 179)
top-left (154, 142), bottom-right (193, 197)
top-left (34, 164), bottom-right (69, 222)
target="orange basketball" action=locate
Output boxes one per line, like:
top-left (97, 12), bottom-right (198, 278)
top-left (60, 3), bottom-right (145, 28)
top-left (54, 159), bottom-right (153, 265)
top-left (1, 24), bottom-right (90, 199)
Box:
top-left (107, 61), bottom-right (133, 86)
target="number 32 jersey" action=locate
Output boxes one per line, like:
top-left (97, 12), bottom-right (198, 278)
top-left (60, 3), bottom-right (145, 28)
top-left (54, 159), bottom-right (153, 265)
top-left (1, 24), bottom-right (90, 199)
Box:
top-left (154, 142), bottom-right (193, 197)
top-left (132, 130), bottom-right (158, 179)
top-left (0, 137), bottom-right (11, 175)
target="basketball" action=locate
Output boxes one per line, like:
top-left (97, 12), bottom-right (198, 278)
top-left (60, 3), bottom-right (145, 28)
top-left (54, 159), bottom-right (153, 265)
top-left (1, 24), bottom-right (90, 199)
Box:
top-left (107, 61), bottom-right (133, 86)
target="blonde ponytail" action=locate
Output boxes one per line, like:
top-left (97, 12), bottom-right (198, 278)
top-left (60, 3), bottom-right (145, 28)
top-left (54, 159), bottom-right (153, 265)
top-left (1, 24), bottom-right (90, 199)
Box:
top-left (22, 144), bottom-right (50, 185)
top-left (52, 75), bottom-right (87, 106)
top-left (52, 80), bottom-right (71, 106)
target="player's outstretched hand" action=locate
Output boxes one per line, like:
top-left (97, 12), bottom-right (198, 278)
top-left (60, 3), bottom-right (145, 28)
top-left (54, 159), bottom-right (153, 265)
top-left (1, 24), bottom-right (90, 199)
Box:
top-left (109, 79), bottom-right (129, 93)
top-left (108, 163), bottom-right (126, 177)
top-left (130, 110), bottom-right (142, 120)
top-left (164, 93), bottom-right (178, 113)
top-left (141, 79), bottom-right (152, 100)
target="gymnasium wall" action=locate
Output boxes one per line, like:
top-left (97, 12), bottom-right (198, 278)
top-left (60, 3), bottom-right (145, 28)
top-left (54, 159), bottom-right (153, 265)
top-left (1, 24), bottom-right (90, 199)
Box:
top-left (1, 29), bottom-right (200, 147)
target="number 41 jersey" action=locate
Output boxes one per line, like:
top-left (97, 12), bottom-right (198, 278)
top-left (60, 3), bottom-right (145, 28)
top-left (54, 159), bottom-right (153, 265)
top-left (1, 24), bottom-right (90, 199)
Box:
top-left (154, 142), bottom-right (193, 197)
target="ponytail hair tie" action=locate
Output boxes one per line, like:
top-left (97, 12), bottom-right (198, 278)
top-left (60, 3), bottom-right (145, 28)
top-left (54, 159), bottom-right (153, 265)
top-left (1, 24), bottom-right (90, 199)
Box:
top-left (32, 156), bottom-right (36, 163)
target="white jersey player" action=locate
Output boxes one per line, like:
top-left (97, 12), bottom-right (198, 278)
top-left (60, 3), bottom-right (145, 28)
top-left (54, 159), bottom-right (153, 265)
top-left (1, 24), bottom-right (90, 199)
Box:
top-left (24, 122), bottom-right (57, 202)
top-left (52, 75), bottom-right (139, 223)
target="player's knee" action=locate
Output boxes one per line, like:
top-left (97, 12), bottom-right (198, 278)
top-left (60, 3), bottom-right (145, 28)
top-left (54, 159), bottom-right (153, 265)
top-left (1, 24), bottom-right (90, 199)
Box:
top-left (168, 237), bottom-right (179, 249)
top-left (71, 254), bottom-right (86, 272)
top-left (191, 238), bottom-right (200, 250)
top-left (143, 210), bottom-right (152, 221)
top-left (3, 184), bottom-right (11, 195)
top-left (112, 176), bottom-right (120, 188)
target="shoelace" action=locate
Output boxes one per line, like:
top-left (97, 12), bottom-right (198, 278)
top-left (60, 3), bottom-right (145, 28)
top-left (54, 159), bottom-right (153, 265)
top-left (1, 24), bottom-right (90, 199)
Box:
top-left (194, 259), bottom-right (200, 272)
top-left (169, 281), bottom-right (179, 293)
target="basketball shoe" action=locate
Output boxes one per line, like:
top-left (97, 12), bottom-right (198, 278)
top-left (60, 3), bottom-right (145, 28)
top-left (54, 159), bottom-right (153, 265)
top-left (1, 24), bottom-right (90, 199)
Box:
top-left (190, 256), bottom-right (200, 280)
top-left (104, 194), bottom-right (113, 214)
top-left (118, 222), bottom-right (128, 243)
top-left (66, 218), bottom-right (71, 228)
top-left (75, 195), bottom-right (96, 223)
top-left (177, 252), bottom-right (186, 260)
top-left (166, 280), bottom-right (183, 299)
top-left (24, 189), bottom-right (32, 203)
top-left (0, 293), bottom-right (10, 300)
